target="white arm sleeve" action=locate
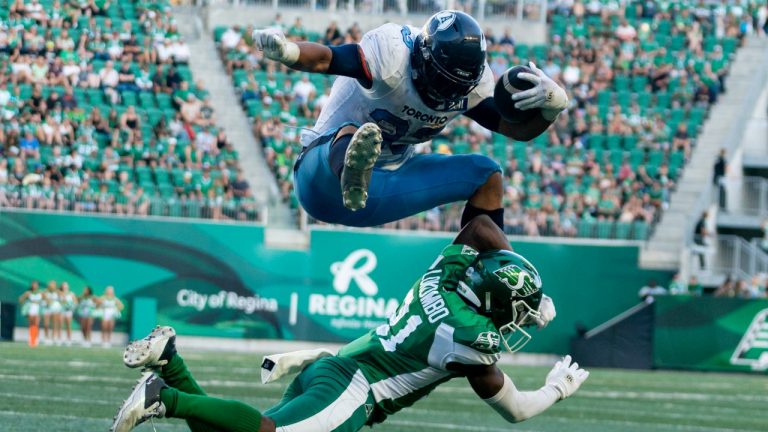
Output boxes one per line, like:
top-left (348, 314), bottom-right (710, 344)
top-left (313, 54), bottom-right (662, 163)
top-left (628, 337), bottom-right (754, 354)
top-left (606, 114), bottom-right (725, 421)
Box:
top-left (483, 373), bottom-right (560, 423)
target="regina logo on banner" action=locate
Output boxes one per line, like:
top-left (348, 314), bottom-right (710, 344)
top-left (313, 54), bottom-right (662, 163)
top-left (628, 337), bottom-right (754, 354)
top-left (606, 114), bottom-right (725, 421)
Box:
top-left (331, 249), bottom-right (378, 296)
top-left (730, 308), bottom-right (768, 371)
top-left (306, 249), bottom-right (399, 332)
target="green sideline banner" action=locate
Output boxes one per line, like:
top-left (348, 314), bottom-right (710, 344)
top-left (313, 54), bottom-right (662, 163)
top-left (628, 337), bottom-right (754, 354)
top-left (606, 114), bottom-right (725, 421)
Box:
top-left (0, 211), bottom-right (670, 353)
top-left (654, 296), bottom-right (768, 372)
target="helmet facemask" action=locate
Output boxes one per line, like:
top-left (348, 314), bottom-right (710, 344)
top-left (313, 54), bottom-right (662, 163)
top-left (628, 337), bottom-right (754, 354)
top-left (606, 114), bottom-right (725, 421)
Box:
top-left (412, 36), bottom-right (484, 106)
top-left (498, 299), bottom-right (542, 353)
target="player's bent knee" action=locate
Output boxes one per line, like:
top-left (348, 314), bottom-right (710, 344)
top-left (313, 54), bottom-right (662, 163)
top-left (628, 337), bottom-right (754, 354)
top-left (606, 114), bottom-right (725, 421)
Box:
top-left (468, 157), bottom-right (503, 209)
top-left (472, 154), bottom-right (502, 177)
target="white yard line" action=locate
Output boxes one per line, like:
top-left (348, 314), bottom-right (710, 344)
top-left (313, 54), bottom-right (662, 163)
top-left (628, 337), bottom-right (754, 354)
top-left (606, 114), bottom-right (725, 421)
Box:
top-left (578, 389), bottom-right (768, 403)
top-left (386, 419), bottom-right (538, 432)
top-left (541, 414), bottom-right (747, 432)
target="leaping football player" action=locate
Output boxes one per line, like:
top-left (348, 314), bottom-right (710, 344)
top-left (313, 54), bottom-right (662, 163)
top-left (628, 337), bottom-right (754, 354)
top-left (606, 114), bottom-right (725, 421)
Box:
top-left (253, 10), bottom-right (568, 230)
top-left (110, 215), bottom-right (588, 432)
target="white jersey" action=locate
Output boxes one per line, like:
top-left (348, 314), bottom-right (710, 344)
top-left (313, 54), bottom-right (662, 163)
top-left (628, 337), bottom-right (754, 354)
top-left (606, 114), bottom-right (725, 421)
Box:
top-left (302, 23), bottom-right (494, 159)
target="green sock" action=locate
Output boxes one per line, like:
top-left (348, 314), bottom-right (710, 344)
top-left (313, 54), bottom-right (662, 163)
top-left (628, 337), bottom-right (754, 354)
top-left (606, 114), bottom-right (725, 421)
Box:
top-left (161, 388), bottom-right (263, 432)
top-left (160, 353), bottom-right (219, 431)
top-left (160, 353), bottom-right (206, 396)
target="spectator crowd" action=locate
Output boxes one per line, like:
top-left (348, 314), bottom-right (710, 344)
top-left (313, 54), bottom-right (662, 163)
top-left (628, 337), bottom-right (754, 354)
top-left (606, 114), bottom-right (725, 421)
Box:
top-left (639, 271), bottom-right (768, 300)
top-left (0, 0), bottom-right (258, 221)
top-left (218, 1), bottom-right (765, 239)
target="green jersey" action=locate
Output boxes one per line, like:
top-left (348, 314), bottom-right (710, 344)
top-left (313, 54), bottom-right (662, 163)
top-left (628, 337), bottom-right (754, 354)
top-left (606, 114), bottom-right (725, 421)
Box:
top-left (338, 244), bottom-right (502, 423)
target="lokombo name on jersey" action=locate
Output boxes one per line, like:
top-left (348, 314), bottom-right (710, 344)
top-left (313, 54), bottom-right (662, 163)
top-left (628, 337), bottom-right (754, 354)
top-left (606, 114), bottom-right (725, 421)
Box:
top-left (418, 269), bottom-right (449, 323)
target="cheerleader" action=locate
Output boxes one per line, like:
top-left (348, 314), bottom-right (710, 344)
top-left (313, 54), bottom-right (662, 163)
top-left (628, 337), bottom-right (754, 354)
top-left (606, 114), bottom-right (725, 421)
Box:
top-left (59, 282), bottom-right (78, 346)
top-left (42, 280), bottom-right (63, 345)
top-left (18, 281), bottom-right (43, 347)
top-left (77, 286), bottom-right (97, 347)
top-left (98, 286), bottom-right (124, 348)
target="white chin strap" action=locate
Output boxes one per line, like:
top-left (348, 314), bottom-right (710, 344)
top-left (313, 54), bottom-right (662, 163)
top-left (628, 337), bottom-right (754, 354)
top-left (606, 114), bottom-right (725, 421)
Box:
top-left (498, 300), bottom-right (541, 354)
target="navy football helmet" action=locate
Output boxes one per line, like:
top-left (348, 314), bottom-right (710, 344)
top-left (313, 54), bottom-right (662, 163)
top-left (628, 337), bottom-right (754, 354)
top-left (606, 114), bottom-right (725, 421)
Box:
top-left (411, 10), bottom-right (487, 108)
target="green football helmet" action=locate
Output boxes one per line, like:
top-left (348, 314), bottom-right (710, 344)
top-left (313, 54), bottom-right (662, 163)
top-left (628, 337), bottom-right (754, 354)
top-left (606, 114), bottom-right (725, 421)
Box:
top-left (456, 249), bottom-right (543, 353)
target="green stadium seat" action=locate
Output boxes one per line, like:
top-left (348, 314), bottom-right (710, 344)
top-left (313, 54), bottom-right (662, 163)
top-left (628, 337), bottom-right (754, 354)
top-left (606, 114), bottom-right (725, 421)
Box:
top-left (629, 148), bottom-right (644, 168)
top-left (616, 91), bottom-right (632, 108)
top-left (670, 35), bottom-right (686, 51)
top-left (669, 151), bottom-right (685, 168)
top-left (515, 44), bottom-right (529, 60)
top-left (631, 76), bottom-right (647, 93)
top-left (722, 37), bottom-right (738, 56)
top-left (623, 135), bottom-right (638, 150)
top-left (656, 19), bottom-right (671, 35)
top-left (655, 92), bottom-right (670, 108)
top-left (121, 91), bottom-right (138, 107)
top-left (648, 150), bottom-right (664, 166)
top-left (606, 135), bottom-right (622, 150)
top-left (214, 26), bottom-right (228, 42)
top-left (670, 108), bottom-right (685, 123)
top-left (139, 92), bottom-right (156, 108)
top-left (613, 75), bottom-right (629, 92)
top-left (587, 134), bottom-right (605, 149)
top-left (233, 69), bottom-right (248, 87)
top-left (609, 150), bottom-right (624, 168)
top-left (636, 91), bottom-right (651, 108)
top-left (156, 93), bottom-right (173, 110)
top-left (597, 90), bottom-right (612, 106)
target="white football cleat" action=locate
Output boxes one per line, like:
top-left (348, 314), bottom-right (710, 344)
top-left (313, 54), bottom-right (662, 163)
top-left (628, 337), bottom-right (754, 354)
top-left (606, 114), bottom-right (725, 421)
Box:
top-left (110, 372), bottom-right (167, 432)
top-left (123, 326), bottom-right (177, 370)
top-left (341, 122), bottom-right (382, 211)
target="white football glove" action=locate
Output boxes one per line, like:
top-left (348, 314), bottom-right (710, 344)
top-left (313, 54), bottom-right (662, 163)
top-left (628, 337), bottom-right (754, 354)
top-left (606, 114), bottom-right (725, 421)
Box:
top-left (534, 294), bottom-right (556, 329)
top-left (253, 28), bottom-right (300, 66)
top-left (512, 61), bottom-right (568, 121)
top-left (545, 355), bottom-right (589, 400)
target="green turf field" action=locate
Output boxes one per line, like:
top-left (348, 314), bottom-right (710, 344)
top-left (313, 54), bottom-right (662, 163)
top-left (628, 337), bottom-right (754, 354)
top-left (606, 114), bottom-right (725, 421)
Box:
top-left (1, 343), bottom-right (767, 432)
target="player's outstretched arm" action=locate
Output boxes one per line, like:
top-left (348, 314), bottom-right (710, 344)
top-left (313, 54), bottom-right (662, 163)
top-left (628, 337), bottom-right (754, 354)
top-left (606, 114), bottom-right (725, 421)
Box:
top-left (465, 62), bottom-right (567, 141)
top-left (464, 98), bottom-right (555, 142)
top-left (254, 29), bottom-right (371, 85)
top-left (460, 356), bottom-right (588, 423)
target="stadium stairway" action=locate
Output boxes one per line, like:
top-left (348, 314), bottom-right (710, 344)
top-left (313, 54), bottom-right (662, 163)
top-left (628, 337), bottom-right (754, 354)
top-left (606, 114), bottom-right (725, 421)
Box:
top-left (742, 83), bottom-right (768, 163)
top-left (173, 7), bottom-right (292, 227)
top-left (641, 36), bottom-right (768, 270)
